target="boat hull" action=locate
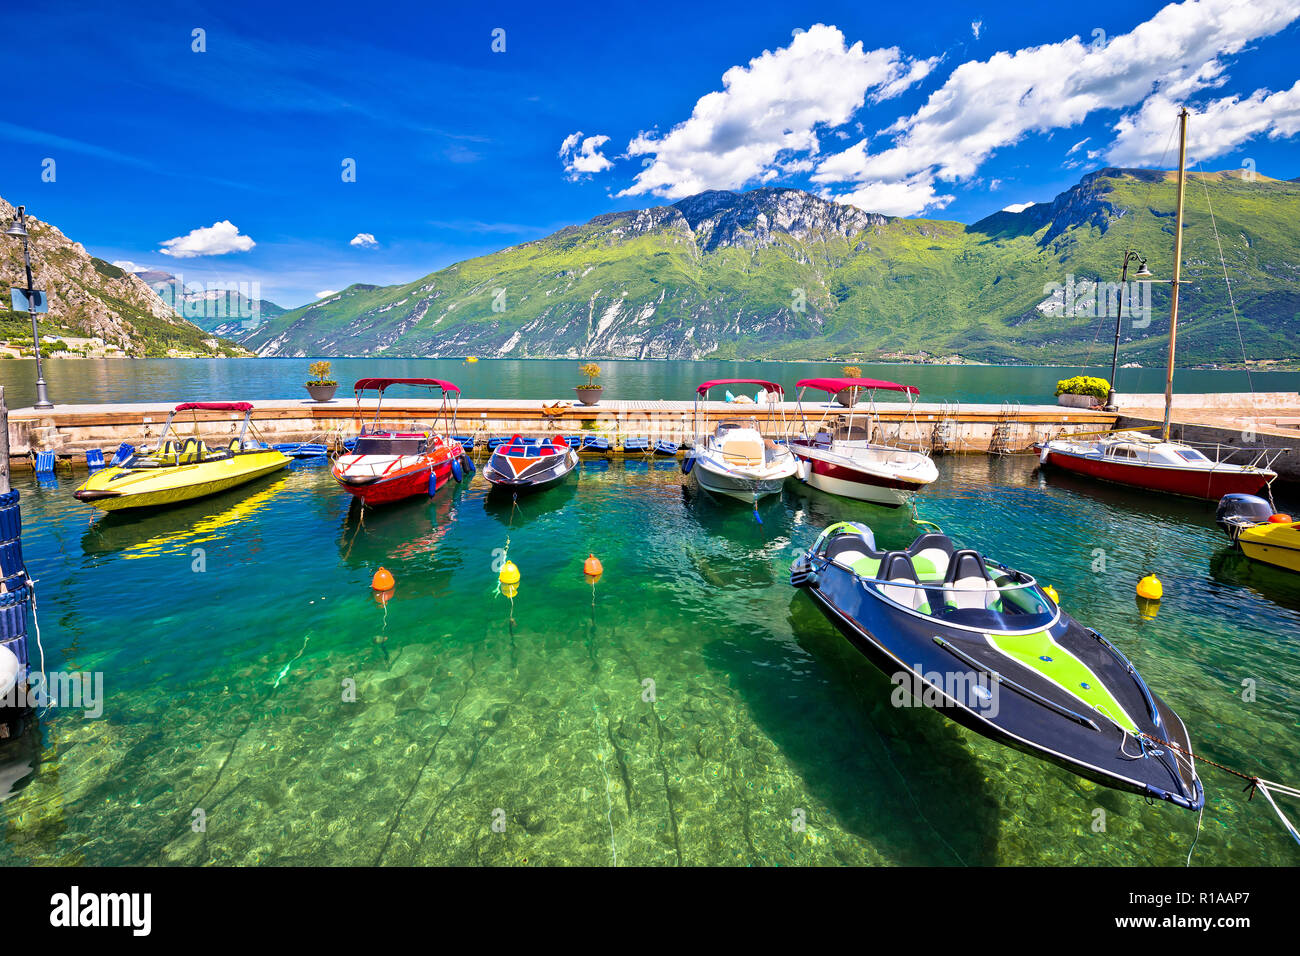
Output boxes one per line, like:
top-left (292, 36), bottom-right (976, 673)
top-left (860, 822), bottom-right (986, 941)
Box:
top-left (73, 452), bottom-right (291, 511)
top-left (334, 458), bottom-right (456, 505)
top-left (1044, 449), bottom-right (1272, 500)
top-left (484, 447), bottom-right (579, 493)
top-left (792, 551), bottom-right (1203, 809)
top-left (692, 461), bottom-right (787, 504)
top-left (1238, 523), bottom-right (1300, 574)
top-left (790, 445), bottom-right (932, 507)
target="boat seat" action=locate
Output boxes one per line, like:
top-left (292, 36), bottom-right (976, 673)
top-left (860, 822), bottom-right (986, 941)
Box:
top-left (876, 553), bottom-right (931, 614)
top-left (826, 532), bottom-right (884, 578)
top-left (943, 550), bottom-right (1003, 611)
top-left (722, 437), bottom-right (764, 468)
top-left (907, 533), bottom-right (955, 582)
top-left (178, 439), bottom-right (201, 464)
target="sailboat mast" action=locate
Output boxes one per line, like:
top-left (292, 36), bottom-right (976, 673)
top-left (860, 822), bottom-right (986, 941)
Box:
top-left (1162, 108), bottom-right (1189, 441)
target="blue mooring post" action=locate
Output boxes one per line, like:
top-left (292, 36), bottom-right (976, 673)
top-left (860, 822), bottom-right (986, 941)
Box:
top-left (0, 386), bottom-right (34, 738)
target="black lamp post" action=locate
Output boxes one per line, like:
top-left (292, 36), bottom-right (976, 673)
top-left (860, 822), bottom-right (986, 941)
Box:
top-left (5, 206), bottom-right (53, 409)
top-left (1104, 251), bottom-right (1152, 412)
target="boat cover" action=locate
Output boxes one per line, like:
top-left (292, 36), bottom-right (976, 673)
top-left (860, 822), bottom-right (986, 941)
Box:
top-left (352, 378), bottom-right (460, 394)
top-left (796, 378), bottom-right (918, 395)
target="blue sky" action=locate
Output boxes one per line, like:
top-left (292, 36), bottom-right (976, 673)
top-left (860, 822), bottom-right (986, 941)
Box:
top-left (2, 0), bottom-right (1297, 308)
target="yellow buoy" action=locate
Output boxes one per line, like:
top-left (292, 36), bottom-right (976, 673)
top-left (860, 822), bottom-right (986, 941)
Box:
top-left (372, 567), bottom-right (395, 591)
top-left (584, 553), bottom-right (603, 578)
top-left (1043, 584), bottom-right (1059, 606)
top-left (466, 356), bottom-right (479, 363)
top-left (500, 582), bottom-right (518, 599)
top-left (499, 560), bottom-right (520, 586)
top-left (1136, 573), bottom-right (1163, 601)
top-left (1136, 596), bottom-right (1160, 621)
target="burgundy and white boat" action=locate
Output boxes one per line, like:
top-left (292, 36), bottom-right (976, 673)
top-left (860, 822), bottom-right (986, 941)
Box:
top-left (788, 377), bottom-right (938, 507)
top-left (1037, 432), bottom-right (1277, 500)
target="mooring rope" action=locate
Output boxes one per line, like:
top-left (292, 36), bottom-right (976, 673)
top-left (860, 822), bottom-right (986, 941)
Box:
top-left (1139, 731), bottom-right (1300, 847)
top-left (1193, 162), bottom-right (1255, 395)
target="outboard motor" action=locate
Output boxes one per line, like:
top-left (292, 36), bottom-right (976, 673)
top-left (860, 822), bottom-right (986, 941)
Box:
top-left (1215, 493), bottom-right (1274, 539)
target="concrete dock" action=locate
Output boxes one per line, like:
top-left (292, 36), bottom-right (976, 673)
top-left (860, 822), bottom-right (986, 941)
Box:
top-left (8, 391), bottom-right (1297, 482)
top-left (7, 398), bottom-right (1114, 463)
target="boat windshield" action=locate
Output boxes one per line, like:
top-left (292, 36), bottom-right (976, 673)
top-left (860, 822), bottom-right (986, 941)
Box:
top-left (353, 436), bottom-right (426, 456)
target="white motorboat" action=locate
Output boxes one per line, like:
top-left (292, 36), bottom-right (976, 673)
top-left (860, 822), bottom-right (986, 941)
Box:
top-left (788, 377), bottom-right (938, 507)
top-left (684, 379), bottom-right (796, 505)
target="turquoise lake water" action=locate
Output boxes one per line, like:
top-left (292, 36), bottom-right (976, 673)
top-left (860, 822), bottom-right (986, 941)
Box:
top-left (1, 453), bottom-right (1297, 865)
top-left (0, 357), bottom-right (1298, 407)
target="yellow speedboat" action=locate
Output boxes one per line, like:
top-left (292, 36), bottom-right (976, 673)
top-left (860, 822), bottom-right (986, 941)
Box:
top-left (1216, 493), bottom-right (1300, 575)
top-left (74, 402), bottom-right (290, 512)
top-left (1237, 522), bottom-right (1300, 574)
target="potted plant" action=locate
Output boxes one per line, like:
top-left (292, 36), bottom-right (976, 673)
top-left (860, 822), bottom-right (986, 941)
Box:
top-left (835, 365), bottom-right (863, 407)
top-left (1054, 375), bottom-right (1109, 409)
top-left (575, 362), bottom-right (603, 406)
top-left (305, 360), bottom-right (339, 402)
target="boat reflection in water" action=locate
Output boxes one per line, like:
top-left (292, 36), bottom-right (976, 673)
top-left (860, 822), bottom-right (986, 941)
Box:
top-left (81, 477), bottom-right (289, 559)
top-left (338, 488), bottom-right (460, 569)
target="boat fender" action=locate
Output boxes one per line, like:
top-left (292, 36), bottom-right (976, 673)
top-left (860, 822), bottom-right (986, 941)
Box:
top-left (681, 453), bottom-right (695, 476)
top-left (462, 454), bottom-right (476, 475)
top-left (451, 457), bottom-right (464, 483)
top-left (796, 458), bottom-right (810, 482)
top-left (1038, 444), bottom-right (1050, 465)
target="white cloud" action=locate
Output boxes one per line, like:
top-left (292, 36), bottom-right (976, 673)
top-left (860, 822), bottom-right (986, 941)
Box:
top-left (1001, 201), bottom-right (1036, 213)
top-left (812, 0), bottom-right (1299, 215)
top-left (158, 220), bottom-right (255, 258)
top-left (1067, 137), bottom-right (1090, 155)
top-left (112, 260), bottom-right (141, 272)
top-left (558, 131), bottom-right (613, 179)
top-left (349, 232), bottom-right (378, 248)
top-left (315, 290), bottom-right (338, 299)
top-left (617, 24), bottom-right (938, 199)
top-left (1106, 80), bottom-right (1300, 166)
top-left (971, 21), bottom-right (983, 40)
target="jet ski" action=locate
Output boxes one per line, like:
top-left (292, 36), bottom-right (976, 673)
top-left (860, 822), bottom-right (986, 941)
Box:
top-left (790, 521), bottom-right (1204, 809)
top-left (483, 434), bottom-right (579, 493)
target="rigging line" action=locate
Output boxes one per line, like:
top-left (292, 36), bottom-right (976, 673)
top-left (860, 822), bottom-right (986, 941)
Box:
top-left (1079, 117), bottom-right (1180, 378)
top-left (1192, 161), bottom-right (1254, 394)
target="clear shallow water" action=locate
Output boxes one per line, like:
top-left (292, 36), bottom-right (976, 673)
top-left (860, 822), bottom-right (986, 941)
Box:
top-left (1, 357), bottom-right (1297, 408)
top-left (1, 456), bottom-right (1298, 865)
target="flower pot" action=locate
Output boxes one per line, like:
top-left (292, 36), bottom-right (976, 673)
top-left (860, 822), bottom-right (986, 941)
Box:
top-left (1056, 393), bottom-right (1099, 409)
top-left (834, 387), bottom-right (861, 407)
top-left (575, 385), bottom-right (603, 406)
top-left (306, 383), bottom-right (338, 403)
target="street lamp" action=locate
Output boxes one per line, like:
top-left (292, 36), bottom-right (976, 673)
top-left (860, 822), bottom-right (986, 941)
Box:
top-left (4, 205), bottom-right (53, 409)
top-left (1104, 251), bottom-right (1152, 412)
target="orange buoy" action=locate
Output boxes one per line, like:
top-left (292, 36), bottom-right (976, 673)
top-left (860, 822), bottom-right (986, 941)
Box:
top-left (1268, 513), bottom-right (1292, 523)
top-left (584, 553), bottom-right (603, 578)
top-left (372, 567), bottom-right (395, 591)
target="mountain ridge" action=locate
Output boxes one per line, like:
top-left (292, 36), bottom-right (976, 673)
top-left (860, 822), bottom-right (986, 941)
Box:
top-left (245, 168), bottom-right (1300, 365)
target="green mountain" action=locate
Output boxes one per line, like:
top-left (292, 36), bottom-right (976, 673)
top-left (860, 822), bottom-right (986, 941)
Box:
top-left (0, 195), bottom-right (247, 358)
top-left (137, 270), bottom-right (286, 335)
top-left (245, 169), bottom-right (1300, 365)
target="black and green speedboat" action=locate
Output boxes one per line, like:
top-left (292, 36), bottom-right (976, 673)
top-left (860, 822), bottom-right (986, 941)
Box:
top-left (790, 522), bottom-right (1204, 810)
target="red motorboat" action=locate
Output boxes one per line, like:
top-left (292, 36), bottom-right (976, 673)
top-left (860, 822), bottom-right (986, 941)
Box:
top-left (1037, 432), bottom-right (1278, 500)
top-left (331, 378), bottom-right (469, 505)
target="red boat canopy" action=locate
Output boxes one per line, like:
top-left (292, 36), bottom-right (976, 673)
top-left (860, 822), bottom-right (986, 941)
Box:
top-left (352, 378), bottom-right (461, 394)
top-left (172, 402), bottom-right (254, 413)
top-left (696, 379), bottom-right (784, 397)
top-left (796, 377), bottom-right (918, 396)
